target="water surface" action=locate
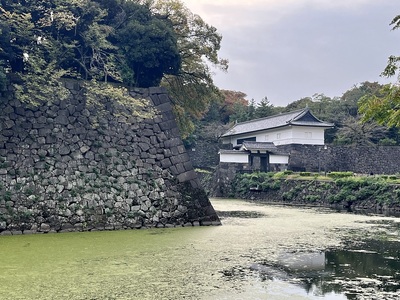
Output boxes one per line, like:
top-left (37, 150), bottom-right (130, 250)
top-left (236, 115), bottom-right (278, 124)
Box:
top-left (0, 199), bottom-right (399, 299)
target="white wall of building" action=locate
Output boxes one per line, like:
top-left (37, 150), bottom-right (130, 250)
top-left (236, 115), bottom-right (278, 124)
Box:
top-left (222, 126), bottom-right (326, 146)
top-left (261, 127), bottom-right (293, 145)
top-left (270, 154), bottom-right (289, 164)
top-left (288, 126), bottom-right (325, 145)
top-left (219, 152), bottom-right (249, 163)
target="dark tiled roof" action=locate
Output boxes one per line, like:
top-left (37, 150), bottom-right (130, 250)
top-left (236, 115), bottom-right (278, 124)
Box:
top-left (222, 108), bottom-right (334, 138)
top-left (221, 142), bottom-right (289, 156)
top-left (219, 149), bottom-right (246, 154)
top-left (241, 141), bottom-right (277, 151)
top-left (242, 142), bottom-right (289, 155)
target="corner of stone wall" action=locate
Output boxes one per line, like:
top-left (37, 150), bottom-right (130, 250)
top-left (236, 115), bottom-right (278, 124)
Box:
top-left (0, 82), bottom-right (220, 235)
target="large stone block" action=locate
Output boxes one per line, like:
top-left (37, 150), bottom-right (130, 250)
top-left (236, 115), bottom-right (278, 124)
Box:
top-left (0, 84), bottom-right (220, 234)
top-left (159, 120), bottom-right (176, 131)
top-left (176, 170), bottom-right (198, 183)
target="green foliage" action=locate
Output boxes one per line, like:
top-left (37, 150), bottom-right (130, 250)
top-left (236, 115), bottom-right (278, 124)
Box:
top-left (229, 100), bottom-right (251, 123)
top-left (299, 172), bottom-right (311, 177)
top-left (380, 15), bottom-right (400, 78)
top-left (150, 0), bottom-right (228, 138)
top-left (282, 185), bottom-right (302, 201)
top-left (0, 0), bottom-right (206, 117)
top-left (378, 138), bottom-right (397, 145)
top-left (233, 171), bottom-right (399, 207)
top-left (333, 115), bottom-right (387, 146)
top-left (304, 195), bottom-right (319, 202)
top-left (254, 97), bottom-right (275, 119)
top-left (359, 84), bottom-right (400, 128)
top-left (83, 80), bottom-right (155, 121)
top-left (109, 1), bottom-right (181, 87)
top-left (233, 172), bottom-right (277, 195)
top-left (330, 176), bottom-right (392, 204)
top-left (14, 60), bottom-right (70, 105)
top-left (272, 171), bottom-right (287, 179)
top-left (327, 172), bottom-right (354, 179)
top-left (357, 15), bottom-right (400, 129)
top-left (269, 180), bottom-right (281, 190)
top-left (15, 210), bottom-right (33, 222)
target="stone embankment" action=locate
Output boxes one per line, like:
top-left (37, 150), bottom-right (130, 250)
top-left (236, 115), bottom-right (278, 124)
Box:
top-left (208, 164), bottom-right (400, 215)
top-left (0, 81), bottom-right (220, 235)
top-left (238, 179), bottom-right (400, 216)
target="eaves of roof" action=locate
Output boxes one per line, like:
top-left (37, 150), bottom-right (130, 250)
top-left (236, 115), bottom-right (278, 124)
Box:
top-left (222, 108), bottom-right (334, 138)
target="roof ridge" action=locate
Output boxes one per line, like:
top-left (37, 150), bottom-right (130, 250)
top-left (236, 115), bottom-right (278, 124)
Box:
top-left (232, 108), bottom-right (307, 126)
top-left (221, 107), bottom-right (333, 138)
top-left (288, 107), bottom-right (310, 123)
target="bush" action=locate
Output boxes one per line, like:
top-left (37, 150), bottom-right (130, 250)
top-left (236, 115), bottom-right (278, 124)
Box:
top-left (273, 172), bottom-right (287, 179)
top-left (270, 180), bottom-right (281, 190)
top-left (282, 186), bottom-right (302, 201)
top-left (376, 192), bottom-right (393, 204)
top-left (299, 172), bottom-right (311, 176)
top-left (357, 186), bottom-right (374, 200)
top-left (304, 195), bottom-right (319, 202)
top-left (327, 172), bottom-right (354, 179)
top-left (336, 178), bottom-right (363, 189)
top-left (378, 138), bottom-right (397, 146)
top-left (282, 191), bottom-right (294, 201)
top-left (260, 181), bottom-right (271, 191)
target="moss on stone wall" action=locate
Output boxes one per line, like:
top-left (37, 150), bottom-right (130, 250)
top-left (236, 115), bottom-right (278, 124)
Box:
top-left (0, 83), bottom-right (220, 235)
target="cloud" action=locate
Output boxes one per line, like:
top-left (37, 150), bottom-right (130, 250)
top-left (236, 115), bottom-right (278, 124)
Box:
top-left (184, 0), bottom-right (376, 10)
top-left (181, 0), bottom-right (399, 105)
top-left (182, 0), bottom-right (386, 41)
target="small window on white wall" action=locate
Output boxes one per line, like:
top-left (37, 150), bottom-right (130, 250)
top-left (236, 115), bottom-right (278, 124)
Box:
top-left (305, 132), bottom-right (312, 139)
top-left (276, 133), bottom-right (281, 139)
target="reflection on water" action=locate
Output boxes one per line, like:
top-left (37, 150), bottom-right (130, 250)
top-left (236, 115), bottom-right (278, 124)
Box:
top-left (0, 199), bottom-right (399, 299)
top-left (243, 236), bottom-right (400, 299)
top-left (261, 241), bottom-right (400, 299)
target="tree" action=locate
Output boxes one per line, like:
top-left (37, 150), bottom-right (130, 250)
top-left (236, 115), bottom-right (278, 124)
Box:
top-left (218, 90), bottom-right (248, 123)
top-left (149, 0), bottom-right (228, 138)
top-left (101, 0), bottom-right (181, 87)
top-left (334, 116), bottom-right (387, 146)
top-left (0, 0), bottom-right (187, 115)
top-left (0, 0), bottom-right (79, 103)
top-left (359, 15), bottom-right (400, 127)
top-left (201, 89), bottom-right (248, 123)
top-left (254, 97), bottom-right (274, 119)
top-left (0, 0), bottom-right (182, 88)
top-left (1, 0), bottom-right (227, 138)
top-left (359, 84), bottom-right (400, 128)
top-left (341, 82), bottom-right (382, 117)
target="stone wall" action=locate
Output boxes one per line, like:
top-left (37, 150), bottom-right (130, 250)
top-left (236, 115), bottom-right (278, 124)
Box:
top-left (192, 140), bottom-right (400, 176)
top-left (211, 144), bottom-right (400, 197)
top-left (240, 179), bottom-right (400, 216)
top-left (209, 162), bottom-right (251, 197)
top-left (0, 81), bottom-right (220, 235)
top-left (278, 144), bottom-right (400, 174)
top-left (187, 142), bottom-right (220, 169)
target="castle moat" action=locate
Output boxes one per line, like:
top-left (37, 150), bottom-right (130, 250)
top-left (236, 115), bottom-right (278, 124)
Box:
top-left (0, 198), bottom-right (399, 299)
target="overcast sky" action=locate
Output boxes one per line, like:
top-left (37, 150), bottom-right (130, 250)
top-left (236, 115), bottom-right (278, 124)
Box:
top-left (181, 0), bottom-right (399, 106)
